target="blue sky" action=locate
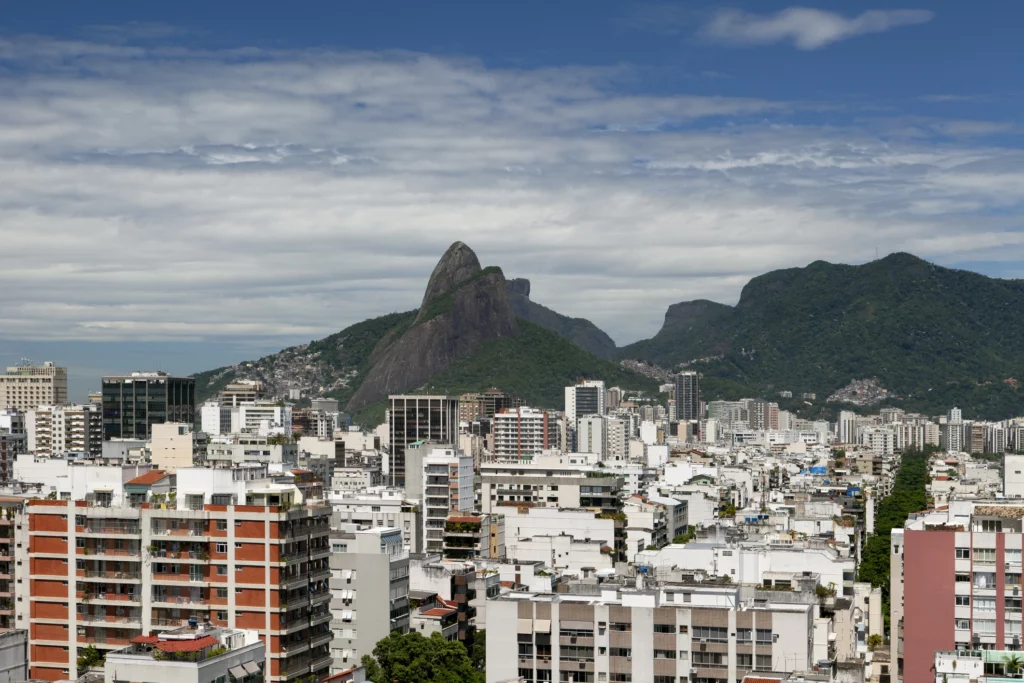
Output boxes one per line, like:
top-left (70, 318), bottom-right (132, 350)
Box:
top-left (1, 1), bottom-right (1023, 398)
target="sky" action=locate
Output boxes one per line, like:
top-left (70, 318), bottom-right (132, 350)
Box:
top-left (2, 1), bottom-right (1023, 398)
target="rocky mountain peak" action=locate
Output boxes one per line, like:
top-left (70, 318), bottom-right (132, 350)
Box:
top-left (420, 241), bottom-right (482, 308)
top-left (507, 278), bottom-right (531, 298)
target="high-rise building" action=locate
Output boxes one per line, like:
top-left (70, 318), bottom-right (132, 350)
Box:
top-left (837, 410), bottom-right (858, 444)
top-left (387, 395), bottom-right (459, 487)
top-left (404, 443), bottom-right (473, 555)
top-left (328, 527), bottom-right (409, 672)
top-left (101, 372), bottom-right (195, 440)
top-left (26, 404), bottom-right (103, 457)
top-left (457, 389), bottom-right (521, 423)
top-left (20, 499), bottom-right (332, 682)
top-left (892, 502), bottom-right (1024, 683)
top-left (492, 406), bottom-right (555, 461)
top-left (674, 371), bottom-right (700, 422)
top-left (564, 380), bottom-right (606, 425)
top-left (0, 362), bottom-right (67, 411)
top-left (576, 415), bottom-right (606, 456)
top-left (748, 399), bottom-right (780, 431)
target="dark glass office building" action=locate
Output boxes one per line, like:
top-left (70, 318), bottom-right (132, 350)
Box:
top-left (101, 372), bottom-right (195, 440)
top-left (388, 394), bottom-right (459, 487)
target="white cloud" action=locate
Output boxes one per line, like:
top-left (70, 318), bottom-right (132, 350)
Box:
top-left (703, 7), bottom-right (934, 50)
top-left (0, 32), bottom-right (1019, 353)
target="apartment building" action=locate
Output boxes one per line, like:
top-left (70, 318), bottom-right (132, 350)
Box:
top-left (0, 362), bottom-right (67, 412)
top-left (101, 372), bottom-right (196, 440)
top-left (405, 443), bottom-right (473, 555)
top-left (442, 513), bottom-right (505, 561)
top-left (493, 407), bottom-right (556, 462)
top-left (675, 371), bottom-right (701, 422)
top-left (26, 404), bottom-right (103, 458)
top-left (328, 527), bottom-right (410, 672)
top-left (328, 488), bottom-right (420, 552)
top-left (20, 499), bottom-right (332, 682)
top-left (0, 432), bottom-right (24, 487)
top-left (219, 380), bottom-right (266, 407)
top-left (487, 582), bottom-right (813, 683)
top-left (893, 502), bottom-right (1024, 683)
top-left (0, 498), bottom-right (19, 630)
top-left (388, 395), bottom-right (459, 487)
top-left (479, 454), bottom-right (625, 516)
top-left (409, 555), bottom-right (477, 647)
top-left (104, 625), bottom-right (265, 683)
top-left (458, 389), bottom-right (521, 423)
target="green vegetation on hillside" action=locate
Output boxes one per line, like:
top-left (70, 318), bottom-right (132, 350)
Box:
top-left (424, 319), bottom-right (658, 409)
top-left (192, 310), bottom-right (417, 404)
top-left (857, 446), bottom-right (931, 635)
top-left (620, 253), bottom-right (1024, 419)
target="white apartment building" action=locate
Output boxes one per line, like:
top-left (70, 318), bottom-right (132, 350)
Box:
top-left (492, 406), bottom-right (556, 461)
top-left (405, 443), bottom-right (474, 555)
top-left (0, 362), bottom-right (67, 411)
top-left (479, 454), bottom-right (624, 515)
top-left (236, 401), bottom-right (292, 436)
top-left (26, 404), bottom-right (102, 457)
top-left (860, 426), bottom-right (895, 456)
top-left (205, 434), bottom-right (297, 467)
top-left (200, 400), bottom-right (232, 435)
top-left (149, 422), bottom-right (195, 472)
top-left (328, 487), bottom-right (421, 552)
top-left (577, 415), bottom-right (606, 458)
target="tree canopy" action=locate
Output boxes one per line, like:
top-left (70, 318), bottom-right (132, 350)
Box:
top-left (362, 631), bottom-right (484, 683)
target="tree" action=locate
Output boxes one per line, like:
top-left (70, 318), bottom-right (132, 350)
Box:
top-left (1005, 654), bottom-right (1024, 677)
top-left (470, 629), bottom-right (486, 673)
top-left (77, 645), bottom-right (104, 670)
top-left (362, 631), bottom-right (483, 683)
top-left (867, 634), bottom-right (883, 651)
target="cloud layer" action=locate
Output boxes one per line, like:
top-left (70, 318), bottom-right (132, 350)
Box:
top-left (704, 7), bottom-right (934, 50)
top-left (0, 32), bottom-right (1021, 351)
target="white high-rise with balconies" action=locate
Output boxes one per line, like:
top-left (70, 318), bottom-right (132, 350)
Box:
top-left (404, 443), bottom-right (473, 555)
top-left (492, 406), bottom-right (555, 462)
top-left (0, 362), bottom-right (67, 411)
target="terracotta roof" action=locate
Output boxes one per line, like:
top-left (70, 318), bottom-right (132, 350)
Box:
top-left (421, 607), bottom-right (456, 617)
top-left (154, 635), bottom-right (218, 653)
top-left (126, 470), bottom-right (169, 486)
top-left (131, 634), bottom-right (159, 644)
top-left (447, 516), bottom-right (482, 523)
top-left (500, 581), bottom-right (516, 588)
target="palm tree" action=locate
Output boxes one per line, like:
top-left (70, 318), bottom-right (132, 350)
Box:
top-left (1003, 654), bottom-right (1024, 677)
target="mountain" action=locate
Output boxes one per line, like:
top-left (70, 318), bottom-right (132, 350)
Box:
top-left (619, 252), bottom-right (1024, 417)
top-left (193, 242), bottom-right (656, 420)
top-left (346, 242), bottom-right (520, 411)
top-left (505, 278), bottom-right (617, 359)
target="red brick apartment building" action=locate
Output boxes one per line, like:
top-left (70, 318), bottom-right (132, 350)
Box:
top-left (22, 499), bottom-right (332, 681)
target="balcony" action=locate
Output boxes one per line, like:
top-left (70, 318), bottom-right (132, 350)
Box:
top-left (80, 524), bottom-right (141, 536)
top-left (82, 570), bottom-right (142, 581)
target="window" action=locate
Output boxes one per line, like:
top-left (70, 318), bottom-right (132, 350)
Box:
top-left (608, 623), bottom-right (631, 632)
top-left (234, 542), bottom-right (242, 549)
top-left (975, 572), bottom-right (997, 589)
top-left (235, 587), bottom-right (243, 594)
top-left (1008, 621), bottom-right (1023, 636)
top-left (654, 677), bottom-right (677, 683)
top-left (1008, 549), bottom-right (1023, 564)
top-left (217, 565), bottom-right (227, 575)
top-left (737, 628), bottom-right (752, 642)
top-left (956, 573), bottom-right (971, 583)
top-left (678, 625), bottom-right (688, 634)
top-left (956, 547), bottom-right (971, 559)
top-left (653, 624), bottom-right (675, 633)
top-left (610, 675), bottom-right (632, 683)
top-left (982, 520), bottom-right (1003, 533)
top-left (975, 619), bottom-right (996, 634)
top-left (692, 652), bottom-right (724, 666)
top-left (693, 626), bottom-right (728, 642)
top-left (654, 649), bottom-right (676, 659)
top-left (975, 548), bottom-right (997, 564)
top-left (216, 543), bottom-right (227, 553)
top-left (216, 520), bottom-right (227, 531)
top-left (756, 655), bottom-right (773, 670)
top-left (756, 629), bottom-right (773, 644)
top-left (609, 648), bottom-right (631, 658)
top-left (955, 618), bottom-right (970, 630)
top-left (974, 598), bottom-right (997, 614)
top-left (217, 588), bottom-right (228, 598)
top-left (1009, 573), bottom-right (1023, 587)
top-left (738, 654), bottom-right (753, 668)
top-left (956, 596), bottom-right (971, 606)
top-left (1007, 597), bottom-right (1022, 613)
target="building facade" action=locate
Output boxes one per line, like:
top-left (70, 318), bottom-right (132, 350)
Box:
top-left (0, 362), bottom-right (67, 412)
top-left (405, 444), bottom-right (474, 555)
top-left (387, 395), bottom-right (459, 487)
top-left (675, 371), bottom-right (701, 423)
top-left (101, 372), bottom-right (196, 440)
top-left (20, 499), bottom-right (332, 682)
top-left (328, 527), bottom-right (410, 672)
top-left (492, 407), bottom-right (555, 462)
top-left (27, 404), bottom-right (103, 458)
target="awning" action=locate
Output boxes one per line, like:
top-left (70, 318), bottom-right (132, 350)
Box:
top-left (243, 662), bottom-right (261, 675)
top-left (229, 666), bottom-right (247, 680)
top-left (535, 619), bottom-right (551, 634)
top-left (517, 618), bottom-right (533, 634)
